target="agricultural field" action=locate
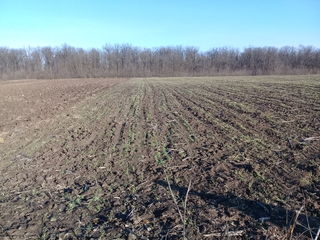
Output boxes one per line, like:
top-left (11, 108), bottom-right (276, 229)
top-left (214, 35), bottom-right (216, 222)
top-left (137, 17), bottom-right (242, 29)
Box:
top-left (0, 75), bottom-right (319, 239)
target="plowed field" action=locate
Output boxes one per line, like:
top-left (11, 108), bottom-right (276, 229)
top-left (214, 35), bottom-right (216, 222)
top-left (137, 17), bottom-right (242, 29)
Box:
top-left (0, 76), bottom-right (319, 239)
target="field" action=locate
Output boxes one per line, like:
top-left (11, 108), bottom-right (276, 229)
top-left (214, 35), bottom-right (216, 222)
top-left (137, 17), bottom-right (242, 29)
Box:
top-left (0, 75), bottom-right (319, 239)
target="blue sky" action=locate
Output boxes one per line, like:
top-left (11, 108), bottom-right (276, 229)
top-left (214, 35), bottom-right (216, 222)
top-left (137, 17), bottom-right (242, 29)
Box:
top-left (0, 0), bottom-right (319, 50)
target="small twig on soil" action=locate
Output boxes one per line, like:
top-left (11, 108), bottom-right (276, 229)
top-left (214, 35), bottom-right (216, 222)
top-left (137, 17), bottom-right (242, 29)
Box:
top-left (203, 230), bottom-right (244, 237)
top-left (167, 164), bottom-right (188, 170)
top-left (281, 120), bottom-right (295, 123)
top-left (168, 148), bottom-right (178, 153)
top-left (181, 156), bottom-right (190, 161)
top-left (303, 136), bottom-right (320, 142)
top-left (259, 217), bottom-right (270, 223)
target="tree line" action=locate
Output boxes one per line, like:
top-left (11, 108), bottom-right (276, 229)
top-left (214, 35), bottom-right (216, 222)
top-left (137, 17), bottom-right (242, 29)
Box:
top-left (0, 44), bottom-right (319, 79)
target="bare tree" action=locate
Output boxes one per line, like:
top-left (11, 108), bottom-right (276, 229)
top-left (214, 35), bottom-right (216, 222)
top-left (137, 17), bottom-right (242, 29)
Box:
top-left (0, 44), bottom-right (319, 79)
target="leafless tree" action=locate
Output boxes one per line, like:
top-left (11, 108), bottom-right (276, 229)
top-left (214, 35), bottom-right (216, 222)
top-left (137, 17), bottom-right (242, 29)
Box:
top-left (0, 44), bottom-right (319, 79)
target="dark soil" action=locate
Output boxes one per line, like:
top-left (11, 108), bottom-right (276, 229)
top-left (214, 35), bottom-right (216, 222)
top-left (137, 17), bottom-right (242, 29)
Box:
top-left (0, 75), bottom-right (319, 239)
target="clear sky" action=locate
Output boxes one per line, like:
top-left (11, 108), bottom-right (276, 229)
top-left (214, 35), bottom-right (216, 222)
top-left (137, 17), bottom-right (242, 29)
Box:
top-left (0, 0), bottom-right (319, 50)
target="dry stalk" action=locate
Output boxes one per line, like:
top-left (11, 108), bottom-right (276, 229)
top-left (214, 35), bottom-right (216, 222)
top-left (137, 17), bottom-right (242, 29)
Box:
top-left (164, 170), bottom-right (192, 240)
top-left (314, 226), bottom-right (320, 240)
top-left (304, 210), bottom-right (313, 239)
top-left (203, 230), bottom-right (244, 237)
top-left (287, 205), bottom-right (304, 240)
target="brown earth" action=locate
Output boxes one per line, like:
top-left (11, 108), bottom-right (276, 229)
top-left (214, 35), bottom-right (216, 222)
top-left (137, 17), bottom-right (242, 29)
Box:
top-left (0, 78), bottom-right (125, 133)
top-left (0, 75), bottom-right (319, 239)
